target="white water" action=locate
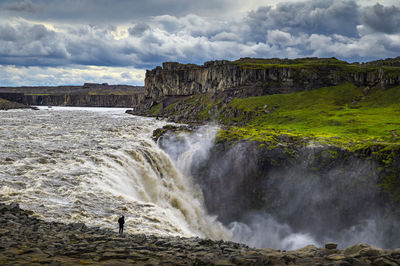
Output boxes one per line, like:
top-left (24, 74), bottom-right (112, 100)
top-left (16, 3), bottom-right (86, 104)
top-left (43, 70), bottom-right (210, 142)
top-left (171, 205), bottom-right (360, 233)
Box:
top-left (0, 107), bottom-right (229, 239)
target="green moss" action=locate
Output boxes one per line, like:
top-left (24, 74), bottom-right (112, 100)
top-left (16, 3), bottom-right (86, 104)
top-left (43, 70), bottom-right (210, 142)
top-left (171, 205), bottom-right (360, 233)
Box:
top-left (149, 103), bottom-right (163, 115)
top-left (216, 83), bottom-right (400, 148)
top-left (24, 93), bottom-right (51, 96)
top-left (231, 58), bottom-right (400, 81)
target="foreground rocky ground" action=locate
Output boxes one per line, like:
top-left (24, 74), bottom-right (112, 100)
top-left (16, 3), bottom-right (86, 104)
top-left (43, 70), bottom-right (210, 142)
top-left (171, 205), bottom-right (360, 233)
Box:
top-left (1, 202), bottom-right (399, 265)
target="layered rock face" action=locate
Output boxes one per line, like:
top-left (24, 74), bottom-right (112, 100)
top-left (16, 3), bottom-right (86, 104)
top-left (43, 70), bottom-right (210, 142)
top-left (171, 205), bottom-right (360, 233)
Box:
top-left (22, 93), bottom-right (145, 107)
top-left (145, 59), bottom-right (400, 100)
top-left (0, 84), bottom-right (145, 107)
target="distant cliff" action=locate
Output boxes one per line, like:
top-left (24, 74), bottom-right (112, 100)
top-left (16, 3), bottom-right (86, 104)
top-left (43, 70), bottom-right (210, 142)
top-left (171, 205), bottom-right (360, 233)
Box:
top-left (21, 94), bottom-right (145, 107)
top-left (145, 57), bottom-right (400, 100)
top-left (0, 83), bottom-right (145, 107)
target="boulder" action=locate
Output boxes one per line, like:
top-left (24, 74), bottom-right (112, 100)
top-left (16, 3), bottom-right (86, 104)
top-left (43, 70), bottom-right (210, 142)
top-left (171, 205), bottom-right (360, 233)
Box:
top-left (325, 243), bottom-right (338, 250)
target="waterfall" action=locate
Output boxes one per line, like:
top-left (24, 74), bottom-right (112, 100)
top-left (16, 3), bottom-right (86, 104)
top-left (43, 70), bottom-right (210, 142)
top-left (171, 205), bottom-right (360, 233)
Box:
top-left (0, 107), bottom-right (229, 240)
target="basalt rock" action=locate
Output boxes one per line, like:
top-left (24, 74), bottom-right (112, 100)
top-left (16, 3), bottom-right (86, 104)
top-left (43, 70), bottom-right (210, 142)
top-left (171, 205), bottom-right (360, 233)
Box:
top-left (1, 201), bottom-right (399, 265)
top-left (0, 83), bottom-right (145, 108)
top-left (144, 58), bottom-right (400, 101)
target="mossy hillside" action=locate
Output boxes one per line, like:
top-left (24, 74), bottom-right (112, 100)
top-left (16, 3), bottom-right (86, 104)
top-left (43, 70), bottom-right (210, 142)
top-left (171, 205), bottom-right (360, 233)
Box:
top-left (214, 83), bottom-right (400, 201)
top-left (151, 83), bottom-right (400, 147)
top-left (218, 83), bottom-right (400, 145)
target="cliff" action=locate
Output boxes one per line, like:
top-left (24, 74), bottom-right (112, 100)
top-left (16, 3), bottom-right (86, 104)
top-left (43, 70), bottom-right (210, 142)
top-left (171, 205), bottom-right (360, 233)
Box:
top-left (22, 93), bottom-right (145, 107)
top-left (143, 56), bottom-right (400, 249)
top-left (0, 84), bottom-right (145, 107)
top-left (145, 57), bottom-right (400, 100)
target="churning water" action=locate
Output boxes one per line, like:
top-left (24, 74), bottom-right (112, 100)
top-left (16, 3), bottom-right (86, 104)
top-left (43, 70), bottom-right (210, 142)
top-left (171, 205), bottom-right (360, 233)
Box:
top-left (0, 107), bottom-right (229, 240)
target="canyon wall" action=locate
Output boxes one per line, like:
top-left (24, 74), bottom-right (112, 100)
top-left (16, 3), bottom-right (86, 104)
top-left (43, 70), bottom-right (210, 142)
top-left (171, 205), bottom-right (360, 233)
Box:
top-left (0, 83), bottom-right (145, 107)
top-left (22, 93), bottom-right (145, 107)
top-left (145, 58), bottom-right (400, 100)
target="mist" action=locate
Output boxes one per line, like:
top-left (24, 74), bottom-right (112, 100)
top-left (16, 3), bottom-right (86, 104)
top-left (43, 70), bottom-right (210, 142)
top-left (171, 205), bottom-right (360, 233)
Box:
top-left (158, 125), bottom-right (400, 250)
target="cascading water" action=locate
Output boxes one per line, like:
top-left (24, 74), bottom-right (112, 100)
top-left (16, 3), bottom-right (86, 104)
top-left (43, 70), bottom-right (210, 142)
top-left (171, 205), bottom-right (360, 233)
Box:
top-left (0, 107), bottom-right (229, 240)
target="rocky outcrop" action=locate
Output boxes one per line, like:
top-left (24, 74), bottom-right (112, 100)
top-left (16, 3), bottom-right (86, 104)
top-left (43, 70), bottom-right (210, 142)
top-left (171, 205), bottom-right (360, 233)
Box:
top-left (2, 202), bottom-right (400, 265)
top-left (145, 58), bottom-right (400, 100)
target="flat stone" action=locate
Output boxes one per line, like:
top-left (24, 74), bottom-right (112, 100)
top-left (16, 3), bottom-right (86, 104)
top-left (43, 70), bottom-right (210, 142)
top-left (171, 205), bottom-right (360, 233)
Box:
top-left (326, 254), bottom-right (345, 261)
top-left (325, 242), bottom-right (338, 250)
top-left (391, 248), bottom-right (400, 256)
top-left (359, 247), bottom-right (384, 257)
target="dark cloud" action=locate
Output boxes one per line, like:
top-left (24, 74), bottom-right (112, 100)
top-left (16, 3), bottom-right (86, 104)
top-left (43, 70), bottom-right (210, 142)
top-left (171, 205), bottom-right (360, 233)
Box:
top-left (361, 3), bottom-right (400, 34)
top-left (0, 0), bottom-right (399, 75)
top-left (246, 0), bottom-right (360, 43)
top-left (0, 23), bottom-right (66, 63)
top-left (0, 0), bottom-right (243, 24)
top-left (6, 0), bottom-right (38, 13)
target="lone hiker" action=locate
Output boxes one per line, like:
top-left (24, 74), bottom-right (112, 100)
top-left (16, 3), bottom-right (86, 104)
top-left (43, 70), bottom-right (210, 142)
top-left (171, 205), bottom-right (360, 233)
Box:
top-left (118, 216), bottom-right (125, 235)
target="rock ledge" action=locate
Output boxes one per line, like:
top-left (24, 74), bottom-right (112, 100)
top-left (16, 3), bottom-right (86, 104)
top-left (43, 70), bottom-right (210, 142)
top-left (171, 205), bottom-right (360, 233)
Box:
top-left (1, 202), bottom-right (399, 265)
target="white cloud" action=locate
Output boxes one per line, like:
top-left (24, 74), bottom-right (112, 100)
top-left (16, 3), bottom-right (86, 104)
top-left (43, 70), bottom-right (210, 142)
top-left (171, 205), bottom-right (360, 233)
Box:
top-left (267, 30), bottom-right (294, 46)
top-left (0, 0), bottom-right (400, 86)
top-left (0, 65), bottom-right (145, 86)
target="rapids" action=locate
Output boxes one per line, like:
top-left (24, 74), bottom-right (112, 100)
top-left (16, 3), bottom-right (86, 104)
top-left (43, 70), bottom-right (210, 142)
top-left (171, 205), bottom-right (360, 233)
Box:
top-left (0, 107), bottom-right (229, 240)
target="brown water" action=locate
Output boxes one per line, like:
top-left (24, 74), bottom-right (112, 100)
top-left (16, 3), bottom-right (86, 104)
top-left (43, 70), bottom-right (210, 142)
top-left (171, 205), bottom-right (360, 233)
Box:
top-left (0, 107), bottom-right (228, 239)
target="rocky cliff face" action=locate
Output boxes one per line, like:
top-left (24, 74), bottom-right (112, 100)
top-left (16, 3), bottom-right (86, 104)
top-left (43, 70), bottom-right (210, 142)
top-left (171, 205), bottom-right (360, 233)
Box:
top-left (145, 58), bottom-right (400, 100)
top-left (0, 84), bottom-right (145, 107)
top-left (156, 127), bottom-right (400, 249)
top-left (22, 93), bottom-right (145, 107)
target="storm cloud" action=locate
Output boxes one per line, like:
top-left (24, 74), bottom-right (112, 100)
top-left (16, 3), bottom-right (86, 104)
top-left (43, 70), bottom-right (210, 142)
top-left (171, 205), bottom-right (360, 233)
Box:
top-left (0, 0), bottom-right (399, 86)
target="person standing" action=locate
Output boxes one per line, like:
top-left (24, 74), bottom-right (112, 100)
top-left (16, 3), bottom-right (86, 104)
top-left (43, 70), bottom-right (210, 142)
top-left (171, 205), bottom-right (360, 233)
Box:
top-left (118, 216), bottom-right (125, 235)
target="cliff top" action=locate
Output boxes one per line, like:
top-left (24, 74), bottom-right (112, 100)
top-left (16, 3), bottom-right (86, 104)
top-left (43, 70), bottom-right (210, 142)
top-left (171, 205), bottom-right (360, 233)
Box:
top-left (151, 56), bottom-right (400, 72)
top-left (0, 84), bottom-right (144, 95)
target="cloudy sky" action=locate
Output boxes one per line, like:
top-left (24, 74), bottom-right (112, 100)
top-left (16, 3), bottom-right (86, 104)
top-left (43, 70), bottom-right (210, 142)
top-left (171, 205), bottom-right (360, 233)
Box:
top-left (1, 0), bottom-right (399, 86)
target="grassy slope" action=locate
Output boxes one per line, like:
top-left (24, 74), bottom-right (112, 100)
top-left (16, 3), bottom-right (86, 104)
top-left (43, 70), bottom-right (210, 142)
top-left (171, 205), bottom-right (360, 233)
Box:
top-left (149, 83), bottom-right (400, 147)
top-left (220, 83), bottom-right (400, 148)
top-left (217, 83), bottom-right (400, 200)
top-left (231, 57), bottom-right (400, 76)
